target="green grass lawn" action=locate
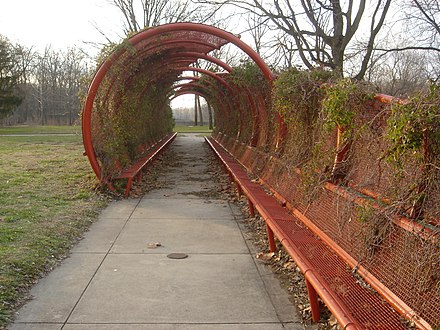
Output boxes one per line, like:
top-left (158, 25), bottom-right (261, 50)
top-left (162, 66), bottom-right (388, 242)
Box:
top-left (0, 131), bottom-right (107, 327)
top-left (0, 125), bottom-right (211, 326)
top-left (173, 125), bottom-right (212, 133)
top-left (0, 125), bottom-right (81, 135)
top-left (0, 125), bottom-right (211, 134)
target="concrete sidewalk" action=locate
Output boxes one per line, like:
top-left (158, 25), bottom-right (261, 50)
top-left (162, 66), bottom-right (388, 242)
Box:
top-left (9, 134), bottom-right (307, 330)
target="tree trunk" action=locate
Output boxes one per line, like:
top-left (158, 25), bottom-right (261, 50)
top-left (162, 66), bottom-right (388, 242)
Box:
top-left (208, 103), bottom-right (213, 129)
top-left (197, 95), bottom-right (203, 126)
top-left (39, 84), bottom-right (46, 125)
top-left (194, 94), bottom-right (198, 126)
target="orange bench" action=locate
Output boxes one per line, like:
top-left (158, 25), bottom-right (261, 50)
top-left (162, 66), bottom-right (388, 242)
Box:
top-left (206, 136), bottom-right (433, 329)
top-left (117, 133), bottom-right (177, 197)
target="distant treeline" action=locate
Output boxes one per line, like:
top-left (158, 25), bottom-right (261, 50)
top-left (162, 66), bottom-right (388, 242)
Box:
top-left (1, 41), bottom-right (90, 126)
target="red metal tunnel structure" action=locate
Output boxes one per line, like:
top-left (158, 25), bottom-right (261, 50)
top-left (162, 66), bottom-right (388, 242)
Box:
top-left (81, 22), bottom-right (275, 183)
top-left (81, 23), bottom-right (439, 330)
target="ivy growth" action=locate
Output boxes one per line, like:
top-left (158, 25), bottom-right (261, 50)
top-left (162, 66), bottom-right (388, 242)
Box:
top-left (386, 83), bottom-right (440, 166)
top-left (322, 78), bottom-right (374, 141)
top-left (229, 60), bottom-right (268, 90)
top-left (89, 43), bottom-right (175, 182)
top-left (274, 68), bottom-right (334, 126)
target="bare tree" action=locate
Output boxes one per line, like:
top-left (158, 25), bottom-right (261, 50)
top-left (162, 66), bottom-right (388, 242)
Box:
top-left (374, 0), bottom-right (439, 54)
top-left (7, 43), bottom-right (35, 123)
top-left (197, 0), bottom-right (392, 79)
top-left (194, 93), bottom-right (198, 125)
top-left (197, 94), bottom-right (203, 125)
top-left (243, 11), bottom-right (270, 55)
top-left (368, 50), bottom-right (430, 96)
top-left (266, 33), bottom-right (301, 69)
top-left (61, 48), bottom-right (88, 125)
top-left (406, 0), bottom-right (440, 50)
top-left (369, 0), bottom-right (440, 81)
top-left (111, 0), bottom-right (140, 33)
top-left (207, 102), bottom-right (213, 129)
top-left (109, 0), bottom-right (216, 35)
top-left (0, 37), bottom-right (23, 119)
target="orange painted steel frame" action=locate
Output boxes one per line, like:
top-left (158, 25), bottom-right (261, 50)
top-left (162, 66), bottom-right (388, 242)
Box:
top-left (82, 22), bottom-right (274, 181)
top-left (236, 147), bottom-right (434, 330)
top-left (119, 133), bottom-right (177, 197)
top-left (205, 137), bottom-right (361, 329)
top-left (81, 22), bottom-right (408, 329)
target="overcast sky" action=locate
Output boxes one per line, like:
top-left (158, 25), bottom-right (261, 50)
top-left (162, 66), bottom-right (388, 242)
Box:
top-left (0, 0), bottom-right (123, 54)
top-left (0, 0), bottom-right (218, 108)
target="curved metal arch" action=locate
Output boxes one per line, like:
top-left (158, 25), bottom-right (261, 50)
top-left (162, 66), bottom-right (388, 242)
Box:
top-left (171, 87), bottom-right (219, 113)
top-left (176, 52), bottom-right (233, 72)
top-left (170, 79), bottom-right (235, 118)
top-left (169, 77), bottom-right (230, 107)
top-left (162, 59), bottom-right (261, 144)
top-left (172, 82), bottom-right (220, 103)
top-left (173, 67), bottom-right (249, 137)
top-left (82, 22), bottom-right (274, 179)
top-left (172, 90), bottom-right (208, 100)
top-left (133, 66), bottom-right (236, 114)
top-left (128, 23), bottom-right (274, 80)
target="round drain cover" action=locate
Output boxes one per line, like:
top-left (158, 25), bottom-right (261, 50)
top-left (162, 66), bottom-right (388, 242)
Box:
top-left (167, 253), bottom-right (188, 259)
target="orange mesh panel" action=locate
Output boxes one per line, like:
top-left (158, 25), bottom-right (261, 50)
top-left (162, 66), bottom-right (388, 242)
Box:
top-left (229, 139), bottom-right (240, 157)
top-left (231, 141), bottom-right (246, 160)
top-left (369, 229), bottom-right (440, 327)
top-left (249, 150), bottom-right (268, 177)
top-left (218, 134), bottom-right (225, 145)
top-left (239, 146), bottom-right (255, 169)
top-left (223, 136), bottom-right (235, 150)
top-left (275, 217), bottom-right (406, 329)
top-left (213, 135), bottom-right (439, 328)
top-left (304, 189), bottom-right (439, 327)
top-left (261, 157), bottom-right (303, 203)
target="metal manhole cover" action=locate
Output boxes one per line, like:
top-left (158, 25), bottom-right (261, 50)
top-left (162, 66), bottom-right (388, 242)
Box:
top-left (167, 253), bottom-right (188, 259)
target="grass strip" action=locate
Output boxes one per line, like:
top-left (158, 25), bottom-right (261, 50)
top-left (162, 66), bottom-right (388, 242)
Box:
top-left (173, 125), bottom-right (212, 133)
top-left (0, 125), bottom-right (81, 135)
top-left (0, 133), bottom-right (107, 328)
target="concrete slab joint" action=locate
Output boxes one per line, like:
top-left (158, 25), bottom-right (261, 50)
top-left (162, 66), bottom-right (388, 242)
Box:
top-left (9, 134), bottom-right (306, 330)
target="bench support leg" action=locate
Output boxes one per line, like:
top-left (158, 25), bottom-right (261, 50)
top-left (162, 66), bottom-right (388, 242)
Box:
top-left (248, 199), bottom-right (255, 217)
top-left (125, 178), bottom-right (133, 197)
top-left (106, 182), bottom-right (116, 193)
top-left (236, 183), bottom-right (243, 197)
top-left (136, 172), bottom-right (142, 182)
top-left (305, 279), bottom-right (320, 322)
top-left (266, 223), bottom-right (277, 252)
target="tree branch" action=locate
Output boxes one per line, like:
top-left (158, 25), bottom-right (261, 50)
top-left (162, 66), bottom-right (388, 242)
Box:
top-left (354, 0), bottom-right (391, 80)
top-left (412, 0), bottom-right (440, 35)
top-left (375, 46), bottom-right (440, 53)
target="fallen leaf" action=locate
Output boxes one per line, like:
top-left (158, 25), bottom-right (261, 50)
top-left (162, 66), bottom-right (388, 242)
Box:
top-left (328, 314), bottom-right (338, 326)
top-left (256, 252), bottom-right (275, 260)
top-left (283, 261), bottom-right (296, 270)
top-left (147, 242), bottom-right (162, 249)
top-left (303, 306), bottom-right (311, 312)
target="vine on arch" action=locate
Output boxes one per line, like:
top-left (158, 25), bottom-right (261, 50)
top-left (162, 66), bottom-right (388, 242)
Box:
top-left (385, 83), bottom-right (440, 222)
top-left (88, 44), bottom-right (175, 182)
